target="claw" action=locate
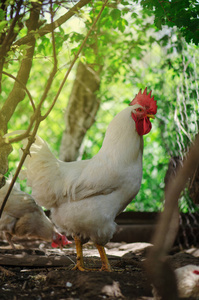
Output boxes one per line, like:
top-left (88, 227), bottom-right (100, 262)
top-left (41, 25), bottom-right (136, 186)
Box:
top-left (96, 244), bottom-right (112, 272)
top-left (72, 264), bottom-right (88, 271)
top-left (73, 236), bottom-right (87, 271)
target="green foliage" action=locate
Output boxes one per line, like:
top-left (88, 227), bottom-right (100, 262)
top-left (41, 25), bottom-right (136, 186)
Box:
top-left (138, 0), bottom-right (199, 44)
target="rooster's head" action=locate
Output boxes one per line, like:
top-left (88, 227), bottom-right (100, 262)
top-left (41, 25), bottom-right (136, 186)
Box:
top-left (130, 87), bottom-right (157, 136)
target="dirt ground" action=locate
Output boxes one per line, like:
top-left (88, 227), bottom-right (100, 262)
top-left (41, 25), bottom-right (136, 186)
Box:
top-left (0, 238), bottom-right (199, 300)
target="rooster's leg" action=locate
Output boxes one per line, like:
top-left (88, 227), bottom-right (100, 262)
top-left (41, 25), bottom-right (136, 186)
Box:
top-left (72, 236), bottom-right (86, 271)
top-left (96, 244), bottom-right (111, 272)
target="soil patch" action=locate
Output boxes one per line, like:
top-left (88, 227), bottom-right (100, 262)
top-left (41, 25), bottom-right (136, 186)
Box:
top-left (0, 239), bottom-right (199, 299)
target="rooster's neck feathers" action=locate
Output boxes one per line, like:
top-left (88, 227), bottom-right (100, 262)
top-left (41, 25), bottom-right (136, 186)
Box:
top-left (99, 106), bottom-right (142, 162)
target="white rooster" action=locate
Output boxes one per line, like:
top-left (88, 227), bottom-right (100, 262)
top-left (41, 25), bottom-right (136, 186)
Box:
top-left (15, 88), bottom-right (157, 271)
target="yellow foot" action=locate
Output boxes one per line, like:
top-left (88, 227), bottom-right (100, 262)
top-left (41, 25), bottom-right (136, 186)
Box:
top-left (96, 244), bottom-right (112, 272)
top-left (72, 262), bottom-right (98, 271)
top-left (72, 264), bottom-right (88, 271)
top-left (100, 265), bottom-right (112, 272)
top-left (72, 262), bottom-right (104, 272)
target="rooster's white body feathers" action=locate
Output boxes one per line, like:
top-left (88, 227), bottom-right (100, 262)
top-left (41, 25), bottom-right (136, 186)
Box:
top-left (20, 106), bottom-right (143, 245)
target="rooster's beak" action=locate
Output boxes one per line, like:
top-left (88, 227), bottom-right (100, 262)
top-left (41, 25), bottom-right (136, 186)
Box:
top-left (147, 114), bottom-right (155, 119)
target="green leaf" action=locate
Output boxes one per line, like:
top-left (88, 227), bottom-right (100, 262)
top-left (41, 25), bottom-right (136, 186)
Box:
top-left (0, 20), bottom-right (7, 32)
top-left (110, 8), bottom-right (121, 20)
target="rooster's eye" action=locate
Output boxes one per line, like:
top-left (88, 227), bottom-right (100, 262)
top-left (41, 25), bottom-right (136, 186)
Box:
top-left (137, 108), bottom-right (143, 112)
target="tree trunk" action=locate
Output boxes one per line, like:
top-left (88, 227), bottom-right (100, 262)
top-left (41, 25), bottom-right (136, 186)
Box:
top-left (59, 62), bottom-right (101, 162)
top-left (0, 1), bottom-right (42, 187)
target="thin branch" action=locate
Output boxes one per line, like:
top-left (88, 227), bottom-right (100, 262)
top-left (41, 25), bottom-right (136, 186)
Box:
top-left (0, 1), bottom-right (57, 146)
top-left (0, 120), bottom-right (40, 218)
top-left (1, 1), bottom-right (42, 130)
top-left (146, 134), bottom-right (199, 299)
top-left (2, 71), bottom-right (35, 111)
top-left (157, 0), bottom-right (173, 23)
top-left (2, 0), bottom-right (108, 141)
top-left (0, 0), bottom-right (24, 92)
top-left (36, 0), bottom-right (58, 112)
top-left (13, 0), bottom-right (92, 48)
top-left (42, 0), bottom-right (109, 120)
top-left (2, 129), bottom-right (33, 145)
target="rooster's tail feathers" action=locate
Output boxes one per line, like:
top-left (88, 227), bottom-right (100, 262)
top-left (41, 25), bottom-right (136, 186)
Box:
top-left (4, 130), bottom-right (66, 209)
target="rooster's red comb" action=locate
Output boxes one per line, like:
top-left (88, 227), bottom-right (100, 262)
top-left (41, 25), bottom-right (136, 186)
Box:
top-left (129, 87), bottom-right (157, 115)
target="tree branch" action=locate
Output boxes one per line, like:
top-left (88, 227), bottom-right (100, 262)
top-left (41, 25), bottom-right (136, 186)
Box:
top-left (0, 0), bottom-right (109, 217)
top-left (37, 0), bottom-right (58, 113)
top-left (0, 1), bottom-right (42, 133)
top-left (13, 0), bottom-right (92, 48)
top-left (42, 0), bottom-right (109, 120)
top-left (2, 71), bottom-right (35, 111)
top-left (0, 120), bottom-right (41, 218)
top-left (0, 0), bottom-right (58, 146)
top-left (146, 134), bottom-right (199, 299)
top-left (0, 0), bottom-right (24, 92)
top-left (0, 1), bottom-right (43, 189)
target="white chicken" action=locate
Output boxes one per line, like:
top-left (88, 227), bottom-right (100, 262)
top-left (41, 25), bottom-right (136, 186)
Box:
top-left (153, 264), bottom-right (199, 299)
top-left (0, 180), bottom-right (71, 249)
top-left (17, 87), bottom-right (157, 271)
top-left (175, 265), bottom-right (199, 298)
